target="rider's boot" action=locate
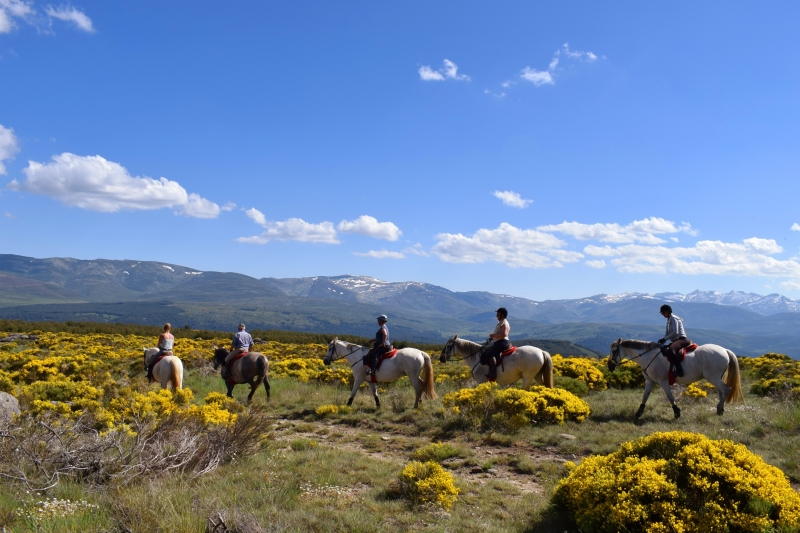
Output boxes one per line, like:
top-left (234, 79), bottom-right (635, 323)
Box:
top-left (487, 358), bottom-right (497, 382)
top-left (674, 361), bottom-right (684, 377)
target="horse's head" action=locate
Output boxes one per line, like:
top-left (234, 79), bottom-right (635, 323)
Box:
top-left (323, 337), bottom-right (338, 366)
top-left (608, 338), bottom-right (623, 372)
top-left (212, 346), bottom-right (228, 369)
top-left (440, 335), bottom-right (458, 363)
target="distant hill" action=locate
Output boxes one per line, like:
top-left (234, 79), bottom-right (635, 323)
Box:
top-left (2, 254), bottom-right (800, 356)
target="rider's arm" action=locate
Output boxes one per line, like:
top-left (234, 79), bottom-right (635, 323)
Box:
top-left (664, 316), bottom-right (680, 342)
top-left (157, 333), bottom-right (166, 349)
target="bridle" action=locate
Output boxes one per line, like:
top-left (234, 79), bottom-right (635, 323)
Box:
top-left (441, 338), bottom-right (484, 363)
top-left (325, 341), bottom-right (367, 367)
top-left (610, 342), bottom-right (662, 379)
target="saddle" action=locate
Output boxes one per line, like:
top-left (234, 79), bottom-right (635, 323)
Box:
top-left (224, 351), bottom-right (248, 385)
top-left (662, 343), bottom-right (697, 385)
top-left (147, 352), bottom-right (171, 381)
top-left (481, 346), bottom-right (517, 371)
top-left (369, 348), bottom-right (398, 383)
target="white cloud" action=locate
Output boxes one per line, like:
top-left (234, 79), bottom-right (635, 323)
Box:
top-left (791, 223), bottom-right (800, 232)
top-left (4, 211), bottom-right (14, 218)
top-left (538, 217), bottom-right (694, 244)
top-left (245, 207), bottom-right (267, 227)
top-left (0, 0), bottom-right (33, 33)
top-left (433, 222), bottom-right (583, 268)
top-left (220, 202), bottom-right (236, 212)
top-left (337, 215), bottom-right (401, 241)
top-left (0, 124), bottom-right (19, 174)
top-left (8, 152), bottom-right (220, 218)
top-left (239, 209), bottom-right (338, 244)
top-left (404, 243), bottom-right (429, 257)
top-left (179, 193), bottom-right (219, 219)
top-left (584, 238), bottom-right (800, 278)
top-left (520, 67), bottom-right (554, 86)
top-left (354, 250), bottom-right (405, 259)
top-left (781, 280), bottom-right (800, 290)
top-left (586, 259), bottom-right (606, 268)
top-left (45, 4), bottom-right (93, 32)
top-left (521, 42), bottom-right (600, 87)
top-left (418, 59), bottom-right (470, 82)
top-left (493, 190), bottom-right (532, 208)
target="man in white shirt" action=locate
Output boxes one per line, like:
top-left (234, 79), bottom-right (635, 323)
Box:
top-left (658, 304), bottom-right (690, 377)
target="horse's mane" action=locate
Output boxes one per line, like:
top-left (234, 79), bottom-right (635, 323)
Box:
top-left (619, 339), bottom-right (658, 350)
top-left (453, 337), bottom-right (482, 360)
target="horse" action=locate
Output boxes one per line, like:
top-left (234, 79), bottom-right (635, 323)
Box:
top-left (212, 347), bottom-right (270, 403)
top-left (323, 338), bottom-right (436, 409)
top-left (609, 338), bottom-right (742, 419)
top-left (439, 335), bottom-right (554, 390)
top-left (143, 347), bottom-right (183, 390)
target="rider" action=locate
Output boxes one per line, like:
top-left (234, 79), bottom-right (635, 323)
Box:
top-left (365, 315), bottom-right (390, 376)
top-left (658, 304), bottom-right (690, 377)
top-left (482, 308), bottom-right (510, 382)
top-left (147, 323), bottom-right (174, 381)
top-left (224, 323), bottom-right (253, 376)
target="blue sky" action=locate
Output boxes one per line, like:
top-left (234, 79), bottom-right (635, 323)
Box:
top-left (1, 1), bottom-right (799, 301)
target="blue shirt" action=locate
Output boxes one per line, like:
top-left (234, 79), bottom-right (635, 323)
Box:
top-left (375, 325), bottom-right (390, 347)
top-left (232, 330), bottom-right (253, 350)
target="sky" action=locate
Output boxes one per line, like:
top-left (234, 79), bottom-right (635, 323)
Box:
top-left (1, 1), bottom-right (800, 301)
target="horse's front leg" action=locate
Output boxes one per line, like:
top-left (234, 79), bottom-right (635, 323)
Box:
top-left (369, 381), bottom-right (380, 408)
top-left (347, 371), bottom-right (365, 406)
top-left (659, 380), bottom-right (681, 418)
top-left (226, 382), bottom-right (235, 398)
top-left (247, 379), bottom-right (258, 404)
top-left (636, 379), bottom-right (655, 419)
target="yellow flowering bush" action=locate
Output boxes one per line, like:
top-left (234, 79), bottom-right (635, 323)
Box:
top-left (740, 353), bottom-right (800, 398)
top-left (683, 382), bottom-right (708, 398)
top-left (553, 431), bottom-right (800, 533)
top-left (397, 460), bottom-right (459, 510)
top-left (442, 382), bottom-right (591, 429)
top-left (552, 355), bottom-right (607, 390)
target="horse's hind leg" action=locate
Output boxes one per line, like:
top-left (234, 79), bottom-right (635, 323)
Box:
top-left (409, 373), bottom-right (423, 409)
top-left (708, 375), bottom-right (730, 415)
top-left (247, 380), bottom-right (258, 404)
top-left (263, 377), bottom-right (270, 400)
top-left (370, 382), bottom-right (380, 408)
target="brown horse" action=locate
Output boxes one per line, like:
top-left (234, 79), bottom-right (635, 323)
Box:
top-left (212, 347), bottom-right (270, 403)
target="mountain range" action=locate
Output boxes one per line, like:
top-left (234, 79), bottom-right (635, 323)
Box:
top-left (1, 253), bottom-right (799, 357)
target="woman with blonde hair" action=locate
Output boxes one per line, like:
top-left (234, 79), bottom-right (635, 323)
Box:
top-left (147, 323), bottom-right (175, 381)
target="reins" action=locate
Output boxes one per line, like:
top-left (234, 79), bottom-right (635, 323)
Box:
top-left (326, 342), bottom-right (368, 366)
top-left (613, 344), bottom-right (662, 381)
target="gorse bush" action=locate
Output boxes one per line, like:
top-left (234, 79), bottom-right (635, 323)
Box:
top-left (396, 461), bottom-right (459, 510)
top-left (552, 355), bottom-right (607, 390)
top-left (442, 382), bottom-right (591, 430)
top-left (740, 353), bottom-right (800, 398)
top-left (553, 431), bottom-right (800, 533)
top-left (410, 442), bottom-right (465, 463)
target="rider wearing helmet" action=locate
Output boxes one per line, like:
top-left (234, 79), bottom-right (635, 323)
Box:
top-left (365, 315), bottom-right (390, 376)
top-left (482, 308), bottom-right (510, 382)
top-left (658, 304), bottom-right (689, 377)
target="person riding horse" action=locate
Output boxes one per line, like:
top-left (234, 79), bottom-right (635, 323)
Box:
top-left (147, 323), bottom-right (174, 381)
top-left (224, 323), bottom-right (254, 377)
top-left (658, 304), bottom-right (690, 377)
top-left (365, 315), bottom-right (391, 376)
top-left (482, 307), bottom-right (511, 382)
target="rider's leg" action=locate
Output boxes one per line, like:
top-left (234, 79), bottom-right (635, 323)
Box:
top-left (147, 350), bottom-right (164, 381)
top-left (669, 339), bottom-right (690, 377)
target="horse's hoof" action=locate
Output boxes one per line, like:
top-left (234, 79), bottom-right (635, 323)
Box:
top-left (717, 407), bottom-right (724, 416)
top-left (347, 398), bottom-right (354, 407)
top-left (672, 405), bottom-right (681, 419)
top-left (635, 404), bottom-right (645, 419)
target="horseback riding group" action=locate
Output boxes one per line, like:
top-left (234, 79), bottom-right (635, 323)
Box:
top-left (142, 301), bottom-right (742, 419)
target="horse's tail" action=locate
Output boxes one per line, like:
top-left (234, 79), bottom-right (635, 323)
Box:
top-left (171, 359), bottom-right (183, 390)
top-left (421, 352), bottom-right (437, 400)
top-left (541, 351), bottom-right (554, 388)
top-left (725, 349), bottom-right (741, 404)
top-left (257, 354), bottom-right (268, 380)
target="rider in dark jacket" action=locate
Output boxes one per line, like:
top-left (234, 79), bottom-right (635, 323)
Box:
top-left (365, 315), bottom-right (390, 375)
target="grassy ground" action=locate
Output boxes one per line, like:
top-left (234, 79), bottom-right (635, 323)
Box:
top-left (1, 363), bottom-right (798, 532)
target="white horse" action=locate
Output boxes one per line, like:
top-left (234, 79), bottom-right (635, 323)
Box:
top-left (609, 338), bottom-right (742, 419)
top-left (143, 347), bottom-right (184, 390)
top-left (439, 335), bottom-right (554, 390)
top-left (323, 338), bottom-right (436, 409)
